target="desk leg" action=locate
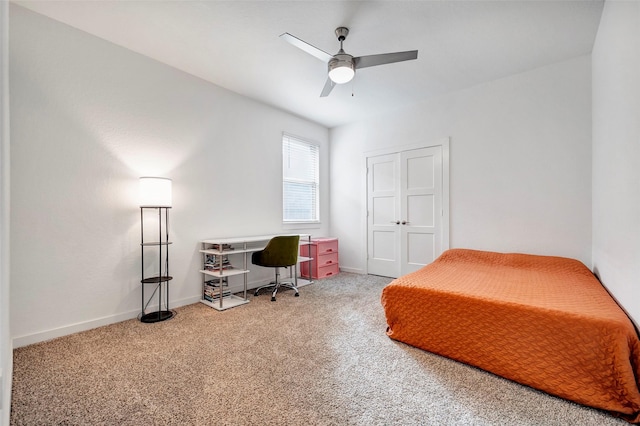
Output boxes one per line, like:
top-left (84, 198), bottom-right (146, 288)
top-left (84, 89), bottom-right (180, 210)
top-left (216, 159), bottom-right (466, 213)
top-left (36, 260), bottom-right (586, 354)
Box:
top-left (294, 264), bottom-right (298, 287)
top-left (308, 235), bottom-right (314, 285)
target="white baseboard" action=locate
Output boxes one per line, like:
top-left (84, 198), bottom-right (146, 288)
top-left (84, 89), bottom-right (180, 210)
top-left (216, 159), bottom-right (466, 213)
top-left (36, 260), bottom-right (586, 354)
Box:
top-left (12, 276), bottom-right (317, 348)
top-left (12, 294), bottom-right (202, 348)
top-left (338, 267), bottom-right (364, 274)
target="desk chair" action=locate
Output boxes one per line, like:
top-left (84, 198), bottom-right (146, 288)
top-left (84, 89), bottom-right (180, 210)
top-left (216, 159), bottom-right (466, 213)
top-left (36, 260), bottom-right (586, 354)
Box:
top-left (252, 235), bottom-right (300, 301)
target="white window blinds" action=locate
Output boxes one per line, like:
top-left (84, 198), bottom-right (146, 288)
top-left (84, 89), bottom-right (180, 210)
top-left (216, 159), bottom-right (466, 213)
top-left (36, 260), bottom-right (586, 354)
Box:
top-left (282, 134), bottom-right (319, 222)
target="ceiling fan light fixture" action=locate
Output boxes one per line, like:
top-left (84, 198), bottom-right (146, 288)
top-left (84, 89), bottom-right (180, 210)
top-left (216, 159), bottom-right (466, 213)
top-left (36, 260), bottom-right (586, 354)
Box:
top-left (328, 57), bottom-right (355, 84)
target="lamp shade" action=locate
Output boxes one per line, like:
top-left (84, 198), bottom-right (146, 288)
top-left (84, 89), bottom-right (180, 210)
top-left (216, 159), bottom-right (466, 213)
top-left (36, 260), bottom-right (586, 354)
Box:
top-left (139, 177), bottom-right (172, 207)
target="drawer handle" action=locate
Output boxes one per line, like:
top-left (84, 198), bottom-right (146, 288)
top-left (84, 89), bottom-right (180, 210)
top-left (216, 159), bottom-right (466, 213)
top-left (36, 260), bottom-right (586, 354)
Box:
top-left (324, 261), bottom-right (333, 265)
top-left (325, 249), bottom-right (333, 253)
top-left (326, 272), bottom-right (333, 276)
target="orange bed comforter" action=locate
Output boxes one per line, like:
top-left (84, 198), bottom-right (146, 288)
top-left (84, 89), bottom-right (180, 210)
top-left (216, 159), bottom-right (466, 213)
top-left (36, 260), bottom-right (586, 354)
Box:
top-left (381, 249), bottom-right (640, 422)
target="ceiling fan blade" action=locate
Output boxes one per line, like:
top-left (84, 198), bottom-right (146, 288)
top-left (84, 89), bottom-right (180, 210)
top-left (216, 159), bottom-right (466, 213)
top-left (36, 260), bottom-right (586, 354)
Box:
top-left (280, 32), bottom-right (334, 63)
top-left (354, 50), bottom-right (418, 69)
top-left (320, 77), bottom-right (336, 97)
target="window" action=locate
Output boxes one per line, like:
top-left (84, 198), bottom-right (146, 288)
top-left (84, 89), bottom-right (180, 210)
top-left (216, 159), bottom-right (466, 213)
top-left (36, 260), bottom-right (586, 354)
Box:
top-left (282, 134), bottom-right (319, 223)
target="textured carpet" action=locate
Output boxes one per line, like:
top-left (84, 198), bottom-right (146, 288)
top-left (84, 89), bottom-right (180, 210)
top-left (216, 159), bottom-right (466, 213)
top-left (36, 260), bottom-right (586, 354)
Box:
top-left (11, 273), bottom-right (626, 425)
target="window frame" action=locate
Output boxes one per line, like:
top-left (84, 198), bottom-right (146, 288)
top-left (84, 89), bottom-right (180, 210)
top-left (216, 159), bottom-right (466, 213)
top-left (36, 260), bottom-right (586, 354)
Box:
top-left (282, 133), bottom-right (320, 225)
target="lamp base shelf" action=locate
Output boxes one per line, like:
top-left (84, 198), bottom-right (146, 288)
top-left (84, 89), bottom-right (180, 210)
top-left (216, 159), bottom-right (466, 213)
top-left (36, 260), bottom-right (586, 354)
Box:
top-left (141, 276), bottom-right (173, 284)
top-left (140, 310), bottom-right (174, 323)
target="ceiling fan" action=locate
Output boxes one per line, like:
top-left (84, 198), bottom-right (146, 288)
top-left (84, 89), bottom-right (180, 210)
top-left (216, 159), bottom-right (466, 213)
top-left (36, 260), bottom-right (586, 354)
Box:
top-left (280, 27), bottom-right (418, 97)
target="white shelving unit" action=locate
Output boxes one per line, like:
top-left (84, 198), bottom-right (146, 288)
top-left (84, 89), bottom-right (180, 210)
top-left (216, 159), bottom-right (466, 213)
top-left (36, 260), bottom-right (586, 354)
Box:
top-left (199, 235), bottom-right (312, 311)
top-left (199, 242), bottom-right (251, 311)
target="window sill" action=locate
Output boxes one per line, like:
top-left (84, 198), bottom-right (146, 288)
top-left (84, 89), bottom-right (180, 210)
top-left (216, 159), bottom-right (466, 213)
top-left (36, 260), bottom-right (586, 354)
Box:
top-left (283, 221), bottom-right (321, 230)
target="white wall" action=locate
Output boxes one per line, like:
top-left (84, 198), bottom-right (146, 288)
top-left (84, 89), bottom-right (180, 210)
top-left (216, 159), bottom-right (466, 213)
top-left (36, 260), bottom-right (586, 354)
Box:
top-left (330, 56), bottom-right (592, 273)
top-left (1, 0), bottom-right (12, 422)
top-left (9, 5), bottom-right (329, 346)
top-left (592, 0), bottom-right (640, 324)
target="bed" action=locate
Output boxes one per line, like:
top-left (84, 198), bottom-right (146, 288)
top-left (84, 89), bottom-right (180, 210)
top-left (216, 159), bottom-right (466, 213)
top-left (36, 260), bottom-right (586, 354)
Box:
top-left (381, 248), bottom-right (640, 423)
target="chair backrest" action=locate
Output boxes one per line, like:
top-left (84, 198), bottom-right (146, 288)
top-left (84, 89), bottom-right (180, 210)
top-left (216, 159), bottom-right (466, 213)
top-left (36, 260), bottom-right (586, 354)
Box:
top-left (253, 235), bottom-right (300, 268)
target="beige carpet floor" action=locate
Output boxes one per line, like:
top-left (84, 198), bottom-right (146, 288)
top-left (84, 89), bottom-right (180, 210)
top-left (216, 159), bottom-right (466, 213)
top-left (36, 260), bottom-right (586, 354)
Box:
top-left (11, 273), bottom-right (626, 425)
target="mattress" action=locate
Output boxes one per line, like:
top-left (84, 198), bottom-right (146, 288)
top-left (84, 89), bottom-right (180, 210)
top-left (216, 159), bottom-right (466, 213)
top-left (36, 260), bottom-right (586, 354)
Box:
top-left (381, 248), bottom-right (640, 422)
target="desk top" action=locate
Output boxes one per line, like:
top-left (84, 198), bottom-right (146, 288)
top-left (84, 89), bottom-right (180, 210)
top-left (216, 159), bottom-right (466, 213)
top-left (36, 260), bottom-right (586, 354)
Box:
top-left (202, 234), bottom-right (311, 245)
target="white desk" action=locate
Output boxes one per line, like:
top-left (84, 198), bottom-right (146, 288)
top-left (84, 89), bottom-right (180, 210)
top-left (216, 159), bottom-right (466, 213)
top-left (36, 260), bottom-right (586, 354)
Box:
top-left (199, 234), bottom-right (312, 311)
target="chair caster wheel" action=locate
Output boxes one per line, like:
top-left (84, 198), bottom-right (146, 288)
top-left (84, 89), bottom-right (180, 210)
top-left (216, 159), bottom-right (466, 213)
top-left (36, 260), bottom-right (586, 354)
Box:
top-left (271, 297), bottom-right (276, 302)
top-left (295, 293), bottom-right (300, 297)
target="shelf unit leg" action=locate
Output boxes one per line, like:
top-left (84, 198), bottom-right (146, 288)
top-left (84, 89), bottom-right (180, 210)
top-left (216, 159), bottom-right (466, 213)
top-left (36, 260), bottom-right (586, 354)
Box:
top-left (219, 253), bottom-right (224, 310)
top-left (201, 242), bottom-right (206, 307)
top-left (243, 242), bottom-right (248, 300)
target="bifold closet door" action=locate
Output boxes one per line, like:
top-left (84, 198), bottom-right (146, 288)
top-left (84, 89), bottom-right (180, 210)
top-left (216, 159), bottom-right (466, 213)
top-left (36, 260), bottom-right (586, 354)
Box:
top-left (367, 146), bottom-right (443, 278)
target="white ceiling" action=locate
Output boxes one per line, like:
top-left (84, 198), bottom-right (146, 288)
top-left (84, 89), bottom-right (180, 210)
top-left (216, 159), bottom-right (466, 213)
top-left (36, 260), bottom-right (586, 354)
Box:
top-left (15, 0), bottom-right (604, 128)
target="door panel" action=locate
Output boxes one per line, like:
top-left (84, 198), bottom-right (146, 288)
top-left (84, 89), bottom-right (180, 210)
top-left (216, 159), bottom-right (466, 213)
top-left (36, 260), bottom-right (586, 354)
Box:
top-left (372, 196), bottom-right (395, 225)
top-left (367, 154), bottom-right (400, 277)
top-left (407, 154), bottom-right (434, 190)
top-left (372, 161), bottom-right (395, 191)
top-left (372, 231), bottom-right (396, 261)
top-left (407, 232), bottom-right (435, 266)
top-left (407, 194), bottom-right (434, 227)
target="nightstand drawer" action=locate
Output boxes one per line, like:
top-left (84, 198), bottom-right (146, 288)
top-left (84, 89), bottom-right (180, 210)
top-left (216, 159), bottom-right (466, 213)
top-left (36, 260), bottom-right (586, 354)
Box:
top-left (316, 252), bottom-right (338, 267)
top-left (317, 263), bottom-right (339, 279)
top-left (300, 238), bottom-right (338, 258)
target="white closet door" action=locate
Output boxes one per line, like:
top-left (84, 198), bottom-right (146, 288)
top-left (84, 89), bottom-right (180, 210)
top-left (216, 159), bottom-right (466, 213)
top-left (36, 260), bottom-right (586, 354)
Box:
top-left (400, 146), bottom-right (442, 276)
top-left (366, 153), bottom-right (401, 277)
top-left (367, 146), bottom-right (444, 278)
